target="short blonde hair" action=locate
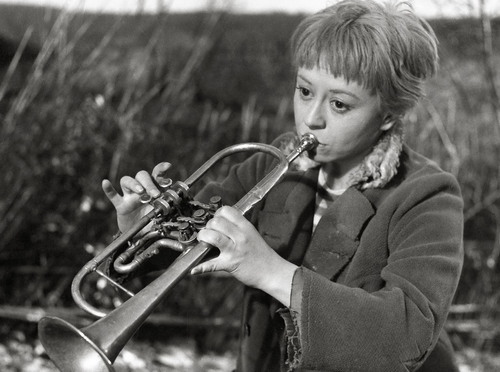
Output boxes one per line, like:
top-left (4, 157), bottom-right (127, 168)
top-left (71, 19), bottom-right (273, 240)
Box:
top-left (291, 0), bottom-right (438, 115)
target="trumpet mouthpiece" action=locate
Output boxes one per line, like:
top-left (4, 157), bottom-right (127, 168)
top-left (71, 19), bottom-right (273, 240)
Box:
top-left (285, 133), bottom-right (319, 163)
top-left (299, 133), bottom-right (319, 151)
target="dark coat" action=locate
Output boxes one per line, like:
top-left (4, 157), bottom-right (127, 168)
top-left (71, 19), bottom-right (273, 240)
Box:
top-left (198, 140), bottom-right (464, 372)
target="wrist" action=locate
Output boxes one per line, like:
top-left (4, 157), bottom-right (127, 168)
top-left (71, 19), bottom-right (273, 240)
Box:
top-left (258, 255), bottom-right (298, 307)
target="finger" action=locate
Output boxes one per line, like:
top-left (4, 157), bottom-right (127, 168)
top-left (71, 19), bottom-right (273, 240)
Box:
top-left (135, 170), bottom-right (161, 198)
top-left (215, 205), bottom-right (244, 219)
top-left (152, 162), bottom-right (172, 178)
top-left (191, 258), bottom-right (222, 275)
top-left (102, 179), bottom-right (122, 206)
top-left (197, 227), bottom-right (234, 251)
top-left (214, 206), bottom-right (248, 229)
top-left (205, 214), bottom-right (244, 243)
top-left (119, 175), bottom-right (145, 195)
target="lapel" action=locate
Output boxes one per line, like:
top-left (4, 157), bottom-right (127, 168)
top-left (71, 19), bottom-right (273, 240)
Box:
top-left (259, 168), bottom-right (318, 264)
top-left (302, 187), bottom-right (376, 280)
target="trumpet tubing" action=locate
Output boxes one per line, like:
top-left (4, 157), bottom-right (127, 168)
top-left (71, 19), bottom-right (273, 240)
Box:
top-left (38, 133), bottom-right (318, 372)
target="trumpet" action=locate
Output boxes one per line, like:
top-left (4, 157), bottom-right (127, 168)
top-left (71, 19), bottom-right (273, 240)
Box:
top-left (38, 133), bottom-right (318, 372)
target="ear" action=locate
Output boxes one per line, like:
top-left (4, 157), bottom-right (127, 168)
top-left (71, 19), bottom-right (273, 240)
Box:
top-left (380, 114), bottom-right (396, 132)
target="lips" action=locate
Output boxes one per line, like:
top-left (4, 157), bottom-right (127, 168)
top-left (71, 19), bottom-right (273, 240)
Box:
top-left (299, 132), bottom-right (324, 146)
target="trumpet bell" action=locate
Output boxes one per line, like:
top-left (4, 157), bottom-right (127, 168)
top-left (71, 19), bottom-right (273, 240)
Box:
top-left (38, 133), bottom-right (318, 371)
top-left (38, 317), bottom-right (114, 372)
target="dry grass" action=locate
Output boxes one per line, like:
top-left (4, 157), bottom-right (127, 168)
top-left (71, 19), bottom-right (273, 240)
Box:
top-left (0, 4), bottom-right (499, 370)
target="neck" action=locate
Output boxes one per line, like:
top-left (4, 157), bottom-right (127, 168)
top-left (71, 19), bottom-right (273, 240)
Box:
top-left (320, 162), bottom-right (358, 191)
top-left (320, 138), bottom-right (381, 190)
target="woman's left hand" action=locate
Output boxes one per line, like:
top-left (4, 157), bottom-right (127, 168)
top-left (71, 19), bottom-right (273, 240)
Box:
top-left (193, 206), bottom-right (298, 306)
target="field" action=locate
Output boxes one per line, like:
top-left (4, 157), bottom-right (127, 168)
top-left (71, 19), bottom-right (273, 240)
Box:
top-left (0, 3), bottom-right (500, 371)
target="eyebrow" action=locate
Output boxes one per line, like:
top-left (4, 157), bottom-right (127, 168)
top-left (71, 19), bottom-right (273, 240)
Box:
top-left (297, 73), bottom-right (361, 101)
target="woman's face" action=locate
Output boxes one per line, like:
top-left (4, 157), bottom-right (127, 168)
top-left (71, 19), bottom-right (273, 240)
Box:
top-left (294, 66), bottom-right (392, 171)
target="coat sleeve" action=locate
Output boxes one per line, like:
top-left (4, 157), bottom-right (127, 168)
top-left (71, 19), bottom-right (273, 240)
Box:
top-left (286, 170), bottom-right (464, 372)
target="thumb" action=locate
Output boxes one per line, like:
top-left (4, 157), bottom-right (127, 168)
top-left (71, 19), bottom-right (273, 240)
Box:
top-left (102, 179), bottom-right (121, 207)
top-left (152, 162), bottom-right (172, 178)
top-left (191, 258), bottom-right (222, 275)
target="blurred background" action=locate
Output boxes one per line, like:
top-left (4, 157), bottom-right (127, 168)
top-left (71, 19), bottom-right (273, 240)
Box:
top-left (0, 0), bottom-right (499, 371)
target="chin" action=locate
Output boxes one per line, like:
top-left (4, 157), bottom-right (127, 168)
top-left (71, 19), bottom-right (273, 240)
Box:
top-left (308, 149), bottom-right (332, 164)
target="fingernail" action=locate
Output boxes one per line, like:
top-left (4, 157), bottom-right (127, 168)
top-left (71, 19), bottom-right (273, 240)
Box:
top-left (136, 186), bottom-right (143, 192)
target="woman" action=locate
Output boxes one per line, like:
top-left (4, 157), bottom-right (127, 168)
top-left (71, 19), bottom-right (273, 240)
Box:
top-left (103, 1), bottom-right (463, 370)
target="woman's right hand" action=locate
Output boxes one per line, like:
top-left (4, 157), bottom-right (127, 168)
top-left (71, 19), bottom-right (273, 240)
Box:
top-left (101, 162), bottom-right (172, 232)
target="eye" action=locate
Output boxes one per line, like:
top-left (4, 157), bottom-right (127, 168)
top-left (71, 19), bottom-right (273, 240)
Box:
top-left (331, 99), bottom-right (350, 113)
top-left (296, 86), bottom-right (312, 99)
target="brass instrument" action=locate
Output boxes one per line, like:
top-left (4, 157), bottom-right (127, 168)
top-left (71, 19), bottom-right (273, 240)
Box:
top-left (38, 133), bottom-right (318, 372)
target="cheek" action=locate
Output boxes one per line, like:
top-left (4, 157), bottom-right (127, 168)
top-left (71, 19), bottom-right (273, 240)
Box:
top-left (293, 101), bottom-right (307, 129)
top-left (293, 96), bottom-right (299, 119)
top-left (340, 125), bottom-right (382, 154)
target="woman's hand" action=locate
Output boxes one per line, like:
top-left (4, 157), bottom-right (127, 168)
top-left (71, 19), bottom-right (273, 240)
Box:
top-left (102, 162), bottom-right (172, 232)
top-left (194, 206), bottom-right (298, 307)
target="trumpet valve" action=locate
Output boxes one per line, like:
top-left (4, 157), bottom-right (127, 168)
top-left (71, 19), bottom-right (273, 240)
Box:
top-left (157, 176), bottom-right (173, 189)
top-left (209, 195), bottom-right (222, 209)
top-left (178, 222), bottom-right (197, 244)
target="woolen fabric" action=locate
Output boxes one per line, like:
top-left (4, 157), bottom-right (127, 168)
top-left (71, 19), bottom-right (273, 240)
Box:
top-left (196, 135), bottom-right (464, 372)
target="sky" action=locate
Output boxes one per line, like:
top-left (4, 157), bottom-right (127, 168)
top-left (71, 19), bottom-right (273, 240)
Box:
top-left (0, 0), bottom-right (498, 18)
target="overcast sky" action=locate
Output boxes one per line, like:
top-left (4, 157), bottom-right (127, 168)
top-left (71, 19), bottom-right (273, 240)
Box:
top-left (0, 0), bottom-right (498, 18)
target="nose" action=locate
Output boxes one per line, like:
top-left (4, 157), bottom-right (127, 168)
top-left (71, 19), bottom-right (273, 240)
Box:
top-left (304, 100), bottom-right (326, 130)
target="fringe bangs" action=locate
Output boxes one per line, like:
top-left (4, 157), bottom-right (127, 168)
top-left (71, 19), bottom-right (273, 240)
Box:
top-left (292, 15), bottom-right (392, 97)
